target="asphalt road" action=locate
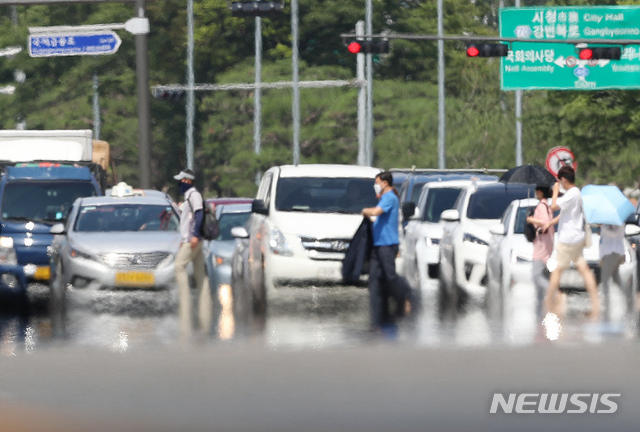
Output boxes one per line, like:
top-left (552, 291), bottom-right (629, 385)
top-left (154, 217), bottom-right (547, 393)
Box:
top-left (2, 279), bottom-right (638, 431)
top-left (2, 342), bottom-right (640, 432)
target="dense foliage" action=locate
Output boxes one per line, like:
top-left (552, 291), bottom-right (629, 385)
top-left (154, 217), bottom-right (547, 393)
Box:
top-left (0, 0), bottom-right (638, 198)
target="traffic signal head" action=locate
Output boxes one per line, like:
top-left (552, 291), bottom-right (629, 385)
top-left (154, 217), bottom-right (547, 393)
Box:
top-left (577, 46), bottom-right (621, 60)
top-left (346, 39), bottom-right (390, 54)
top-left (466, 43), bottom-right (509, 57)
top-left (152, 88), bottom-right (185, 102)
top-left (230, 1), bottom-right (283, 18)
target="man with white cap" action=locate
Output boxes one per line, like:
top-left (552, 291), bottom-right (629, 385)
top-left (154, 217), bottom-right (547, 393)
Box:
top-left (174, 168), bottom-right (212, 340)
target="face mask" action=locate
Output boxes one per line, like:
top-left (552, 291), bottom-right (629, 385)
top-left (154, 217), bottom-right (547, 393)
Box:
top-left (373, 184), bottom-right (383, 195)
top-left (179, 181), bottom-right (192, 196)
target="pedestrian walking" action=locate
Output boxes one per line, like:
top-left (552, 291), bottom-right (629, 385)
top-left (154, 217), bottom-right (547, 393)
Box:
top-left (599, 223), bottom-right (625, 322)
top-left (525, 186), bottom-right (555, 320)
top-left (174, 168), bottom-right (212, 340)
top-left (361, 171), bottom-right (415, 333)
top-left (543, 166), bottom-right (600, 321)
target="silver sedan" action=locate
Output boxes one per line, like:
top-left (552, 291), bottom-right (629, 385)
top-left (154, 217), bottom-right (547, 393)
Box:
top-left (48, 191), bottom-right (182, 319)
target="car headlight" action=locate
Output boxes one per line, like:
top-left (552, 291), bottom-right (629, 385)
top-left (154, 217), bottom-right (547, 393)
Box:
top-left (425, 237), bottom-right (440, 248)
top-left (268, 225), bottom-right (293, 256)
top-left (212, 254), bottom-right (231, 266)
top-left (157, 253), bottom-right (175, 270)
top-left (69, 247), bottom-right (95, 261)
top-left (0, 236), bottom-right (17, 265)
top-left (463, 233), bottom-right (488, 247)
top-left (510, 250), bottom-right (532, 264)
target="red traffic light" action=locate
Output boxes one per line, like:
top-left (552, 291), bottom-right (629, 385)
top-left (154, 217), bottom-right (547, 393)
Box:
top-left (348, 42), bottom-right (362, 54)
top-left (577, 46), bottom-right (621, 60)
top-left (467, 45), bottom-right (480, 57)
top-left (578, 48), bottom-right (593, 60)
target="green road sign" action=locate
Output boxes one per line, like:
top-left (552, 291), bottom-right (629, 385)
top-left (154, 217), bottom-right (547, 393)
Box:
top-left (500, 6), bottom-right (640, 90)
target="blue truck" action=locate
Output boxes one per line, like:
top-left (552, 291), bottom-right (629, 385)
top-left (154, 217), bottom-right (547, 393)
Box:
top-left (0, 161), bottom-right (104, 309)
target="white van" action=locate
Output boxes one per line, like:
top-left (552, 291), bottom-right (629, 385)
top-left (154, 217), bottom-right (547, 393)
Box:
top-left (232, 164), bottom-right (381, 309)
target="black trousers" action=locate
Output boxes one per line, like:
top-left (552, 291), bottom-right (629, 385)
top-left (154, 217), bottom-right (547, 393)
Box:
top-left (368, 244), bottom-right (414, 328)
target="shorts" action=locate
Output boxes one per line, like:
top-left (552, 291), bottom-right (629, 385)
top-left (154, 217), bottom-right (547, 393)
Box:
top-left (556, 241), bottom-right (586, 270)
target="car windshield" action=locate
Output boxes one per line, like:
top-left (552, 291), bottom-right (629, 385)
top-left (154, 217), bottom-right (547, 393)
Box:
top-left (467, 187), bottom-right (534, 220)
top-left (1, 181), bottom-right (97, 223)
top-left (217, 211), bottom-right (251, 241)
top-left (411, 182), bottom-right (427, 204)
top-left (422, 188), bottom-right (463, 223)
top-left (514, 206), bottom-right (536, 234)
top-left (75, 204), bottom-right (179, 232)
top-left (275, 177), bottom-right (377, 213)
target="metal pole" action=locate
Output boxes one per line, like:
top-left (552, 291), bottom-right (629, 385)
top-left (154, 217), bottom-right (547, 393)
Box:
top-left (186, 0), bottom-right (195, 171)
top-left (515, 0), bottom-right (523, 166)
top-left (437, 0), bottom-right (445, 169)
top-left (365, 0), bottom-right (373, 166)
top-left (356, 21), bottom-right (366, 166)
top-left (135, 0), bottom-right (151, 188)
top-left (291, 0), bottom-right (300, 165)
top-left (92, 70), bottom-right (100, 140)
top-left (254, 16), bottom-right (262, 183)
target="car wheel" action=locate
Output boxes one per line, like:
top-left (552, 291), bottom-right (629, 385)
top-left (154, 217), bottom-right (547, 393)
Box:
top-left (49, 260), bottom-right (67, 338)
top-left (253, 260), bottom-right (267, 315)
top-left (487, 264), bottom-right (505, 321)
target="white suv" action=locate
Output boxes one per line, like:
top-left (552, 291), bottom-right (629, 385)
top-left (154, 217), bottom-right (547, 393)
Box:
top-left (438, 181), bottom-right (535, 305)
top-left (234, 164), bottom-right (381, 310)
top-left (401, 179), bottom-right (484, 292)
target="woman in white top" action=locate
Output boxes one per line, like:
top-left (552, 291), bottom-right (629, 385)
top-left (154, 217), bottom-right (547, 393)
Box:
top-left (599, 224), bottom-right (625, 322)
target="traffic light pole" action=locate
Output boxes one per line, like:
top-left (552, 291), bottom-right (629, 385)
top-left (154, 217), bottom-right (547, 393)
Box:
top-left (437, 0), bottom-right (445, 169)
top-left (356, 21), bottom-right (366, 166)
top-left (135, 0), bottom-right (151, 189)
top-left (514, 0), bottom-right (522, 167)
top-left (365, 0), bottom-right (373, 166)
top-left (291, 0), bottom-right (300, 165)
top-left (186, 0), bottom-right (195, 171)
top-left (254, 16), bottom-right (262, 182)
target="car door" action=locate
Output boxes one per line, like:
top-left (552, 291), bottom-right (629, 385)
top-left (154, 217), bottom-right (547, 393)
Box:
top-left (248, 171), bottom-right (274, 288)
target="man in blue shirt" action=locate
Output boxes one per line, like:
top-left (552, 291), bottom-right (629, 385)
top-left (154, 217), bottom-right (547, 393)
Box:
top-left (362, 171), bottom-right (415, 331)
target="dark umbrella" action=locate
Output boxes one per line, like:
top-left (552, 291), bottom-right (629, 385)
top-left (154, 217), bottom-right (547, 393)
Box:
top-left (499, 164), bottom-right (556, 188)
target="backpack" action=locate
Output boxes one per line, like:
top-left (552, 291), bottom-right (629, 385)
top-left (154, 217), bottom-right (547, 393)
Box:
top-left (186, 191), bottom-right (220, 240)
top-left (524, 201), bottom-right (549, 242)
top-left (524, 208), bottom-right (537, 242)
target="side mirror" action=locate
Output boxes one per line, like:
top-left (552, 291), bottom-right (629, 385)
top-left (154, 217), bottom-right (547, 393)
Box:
top-left (440, 209), bottom-right (460, 222)
top-left (252, 199), bottom-right (269, 216)
top-left (50, 223), bottom-right (66, 235)
top-left (626, 213), bottom-right (640, 225)
top-left (490, 224), bottom-right (506, 236)
top-left (625, 224), bottom-right (640, 237)
top-left (401, 201), bottom-right (416, 221)
top-left (231, 226), bottom-right (250, 239)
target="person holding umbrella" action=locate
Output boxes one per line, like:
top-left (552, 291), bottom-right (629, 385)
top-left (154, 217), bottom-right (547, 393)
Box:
top-left (543, 166), bottom-right (600, 321)
top-left (526, 186), bottom-right (555, 321)
top-left (599, 223), bottom-right (625, 322)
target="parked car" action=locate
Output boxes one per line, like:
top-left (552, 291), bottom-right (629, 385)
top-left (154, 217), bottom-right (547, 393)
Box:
top-left (486, 198), bottom-right (639, 318)
top-left (48, 184), bottom-right (182, 323)
top-left (400, 178), bottom-right (491, 292)
top-left (438, 181), bottom-right (536, 306)
top-left (231, 164), bottom-right (381, 313)
top-left (205, 202), bottom-right (252, 298)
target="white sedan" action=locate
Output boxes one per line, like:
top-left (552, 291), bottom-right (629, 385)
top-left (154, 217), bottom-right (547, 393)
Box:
top-left (485, 198), bottom-right (639, 316)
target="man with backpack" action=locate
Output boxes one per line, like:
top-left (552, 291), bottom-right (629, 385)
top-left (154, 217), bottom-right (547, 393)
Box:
top-left (174, 168), bottom-right (212, 340)
top-left (526, 186), bottom-right (555, 321)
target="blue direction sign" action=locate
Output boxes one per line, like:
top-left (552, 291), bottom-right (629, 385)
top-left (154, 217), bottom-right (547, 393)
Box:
top-left (28, 31), bottom-right (122, 57)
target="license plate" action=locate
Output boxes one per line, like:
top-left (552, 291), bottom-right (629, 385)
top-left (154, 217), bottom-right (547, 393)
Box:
top-left (115, 271), bottom-right (155, 287)
top-left (317, 267), bottom-right (339, 279)
top-left (34, 266), bottom-right (50, 281)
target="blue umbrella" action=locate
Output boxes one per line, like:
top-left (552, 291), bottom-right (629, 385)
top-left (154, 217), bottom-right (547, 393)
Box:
top-left (581, 185), bottom-right (635, 226)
